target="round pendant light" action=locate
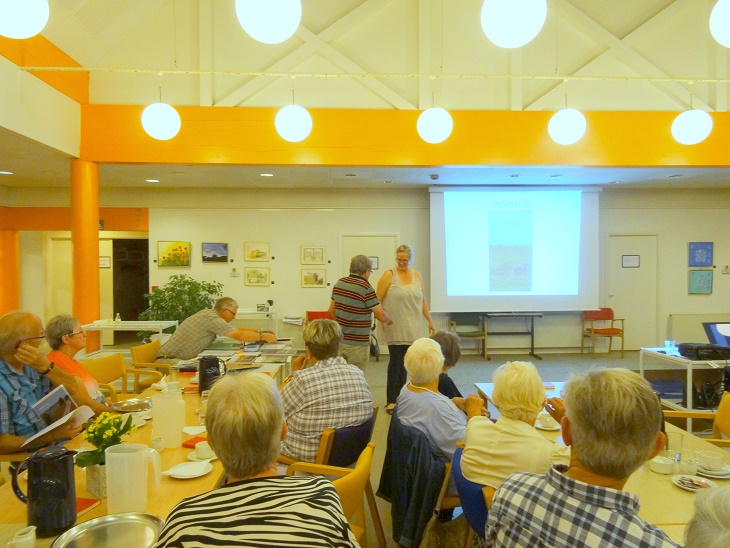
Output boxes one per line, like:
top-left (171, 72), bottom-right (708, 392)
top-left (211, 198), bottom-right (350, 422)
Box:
top-left (548, 109), bottom-right (587, 145)
top-left (710, 0), bottom-right (730, 48)
top-left (235, 0), bottom-right (301, 45)
top-left (417, 108), bottom-right (453, 144)
top-left (671, 110), bottom-right (713, 145)
top-left (275, 105), bottom-right (312, 142)
top-left (480, 0), bottom-right (547, 49)
top-left (0, 0), bottom-right (49, 39)
top-left (141, 103), bottom-right (182, 141)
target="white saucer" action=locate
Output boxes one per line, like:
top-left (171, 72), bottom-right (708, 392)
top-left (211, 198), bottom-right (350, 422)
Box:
top-left (671, 474), bottom-right (717, 492)
top-left (187, 451), bottom-right (218, 462)
top-left (190, 377), bottom-right (199, 384)
top-left (697, 466), bottom-right (730, 478)
top-left (164, 462), bottom-right (213, 479)
top-left (535, 424), bottom-right (560, 431)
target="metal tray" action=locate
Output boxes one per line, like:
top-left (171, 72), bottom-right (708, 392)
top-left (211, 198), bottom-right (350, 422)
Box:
top-left (51, 513), bottom-right (164, 547)
top-left (110, 398), bottom-right (152, 413)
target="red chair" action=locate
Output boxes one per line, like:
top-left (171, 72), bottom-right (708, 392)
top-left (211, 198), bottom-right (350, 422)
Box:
top-left (581, 308), bottom-right (625, 358)
top-left (305, 311), bottom-right (333, 326)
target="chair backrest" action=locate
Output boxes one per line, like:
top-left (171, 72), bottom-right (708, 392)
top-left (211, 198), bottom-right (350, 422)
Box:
top-left (584, 308), bottom-right (614, 321)
top-left (130, 340), bottom-right (160, 364)
top-left (80, 353), bottom-right (125, 385)
top-left (450, 312), bottom-right (484, 327)
top-left (451, 447), bottom-right (488, 537)
top-left (332, 443), bottom-right (374, 521)
top-left (714, 391), bottom-right (730, 439)
top-left (306, 310), bottom-right (333, 322)
top-left (319, 408), bottom-right (378, 467)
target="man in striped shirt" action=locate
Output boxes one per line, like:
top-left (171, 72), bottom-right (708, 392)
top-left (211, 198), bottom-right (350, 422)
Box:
top-left (329, 255), bottom-right (391, 369)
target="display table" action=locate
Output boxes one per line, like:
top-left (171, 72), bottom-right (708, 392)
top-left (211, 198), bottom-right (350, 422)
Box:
top-left (485, 312), bottom-right (543, 359)
top-left (80, 321), bottom-right (178, 357)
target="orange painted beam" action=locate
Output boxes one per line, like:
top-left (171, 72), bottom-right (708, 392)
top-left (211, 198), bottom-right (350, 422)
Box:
top-left (0, 230), bottom-right (20, 316)
top-left (0, 35), bottom-right (88, 104)
top-left (81, 105), bottom-right (730, 168)
top-left (0, 206), bottom-right (148, 231)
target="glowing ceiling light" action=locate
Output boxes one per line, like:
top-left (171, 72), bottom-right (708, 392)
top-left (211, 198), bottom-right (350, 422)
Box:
top-left (141, 103), bottom-right (181, 141)
top-left (235, 0), bottom-right (301, 45)
top-left (548, 109), bottom-right (587, 145)
top-left (480, 0), bottom-right (547, 49)
top-left (0, 0), bottom-right (49, 39)
top-left (671, 110), bottom-right (713, 145)
top-left (417, 108), bottom-right (453, 144)
top-left (710, 0), bottom-right (730, 47)
top-left (275, 105), bottom-right (312, 142)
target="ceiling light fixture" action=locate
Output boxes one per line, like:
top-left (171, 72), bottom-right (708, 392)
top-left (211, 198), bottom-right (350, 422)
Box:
top-left (710, 0), bottom-right (730, 47)
top-left (146, 179), bottom-right (159, 183)
top-left (548, 108), bottom-right (587, 145)
top-left (480, 0), bottom-right (547, 49)
top-left (141, 102), bottom-right (181, 141)
top-left (417, 107), bottom-right (453, 144)
top-left (235, 0), bottom-right (301, 45)
top-left (0, 171), bottom-right (13, 175)
top-left (0, 0), bottom-right (49, 39)
top-left (260, 173), bottom-right (274, 177)
top-left (671, 110), bottom-right (713, 145)
top-left (275, 104), bottom-right (312, 142)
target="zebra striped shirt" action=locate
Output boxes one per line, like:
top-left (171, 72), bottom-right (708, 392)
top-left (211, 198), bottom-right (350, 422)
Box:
top-left (155, 474), bottom-right (359, 547)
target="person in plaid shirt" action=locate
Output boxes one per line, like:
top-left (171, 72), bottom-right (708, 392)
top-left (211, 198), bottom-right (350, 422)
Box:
top-left (279, 319), bottom-right (373, 462)
top-left (486, 368), bottom-right (680, 548)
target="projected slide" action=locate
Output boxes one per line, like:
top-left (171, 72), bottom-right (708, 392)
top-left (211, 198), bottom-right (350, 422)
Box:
top-left (488, 210), bottom-right (533, 291)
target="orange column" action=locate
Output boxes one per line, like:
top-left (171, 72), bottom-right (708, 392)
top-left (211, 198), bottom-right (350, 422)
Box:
top-left (0, 230), bottom-right (20, 315)
top-left (71, 160), bottom-right (100, 351)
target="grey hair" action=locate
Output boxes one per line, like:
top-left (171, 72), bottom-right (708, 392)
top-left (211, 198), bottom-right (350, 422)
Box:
top-left (685, 486), bottom-right (730, 548)
top-left (214, 297), bottom-right (238, 313)
top-left (430, 331), bottom-right (461, 368)
top-left (491, 361), bottom-right (545, 423)
top-left (302, 319), bottom-right (342, 360)
top-left (0, 311), bottom-right (38, 355)
top-left (396, 244), bottom-right (413, 263)
top-left (46, 314), bottom-right (78, 350)
top-left (564, 368), bottom-right (661, 479)
top-left (205, 373), bottom-right (283, 480)
top-left (349, 255), bottom-right (372, 276)
top-left (405, 338), bottom-right (444, 384)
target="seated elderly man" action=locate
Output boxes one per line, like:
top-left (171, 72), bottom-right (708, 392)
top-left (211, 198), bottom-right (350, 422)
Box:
top-left (461, 361), bottom-right (569, 489)
top-left (279, 319), bottom-right (373, 463)
top-left (156, 373), bottom-right (358, 547)
top-left (0, 311), bottom-right (92, 454)
top-left (685, 486), bottom-right (730, 548)
top-left (156, 297), bottom-right (277, 362)
top-left (485, 368), bottom-right (678, 548)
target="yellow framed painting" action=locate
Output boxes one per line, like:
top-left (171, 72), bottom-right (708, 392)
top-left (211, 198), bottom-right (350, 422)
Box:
top-left (157, 241), bottom-right (191, 267)
top-left (245, 267), bottom-right (270, 286)
top-left (245, 242), bottom-right (270, 262)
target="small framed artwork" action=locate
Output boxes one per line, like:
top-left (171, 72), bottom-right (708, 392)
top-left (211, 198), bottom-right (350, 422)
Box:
top-left (245, 242), bottom-right (270, 262)
top-left (689, 242), bottom-right (713, 267)
top-left (301, 246), bottom-right (326, 265)
top-left (202, 243), bottom-right (228, 263)
top-left (99, 256), bottom-right (111, 269)
top-left (244, 267), bottom-right (270, 286)
top-left (301, 269), bottom-right (326, 288)
top-left (369, 256), bottom-right (379, 270)
top-left (158, 241), bottom-right (191, 267)
top-left (622, 255), bottom-right (639, 268)
top-left (689, 269), bottom-right (713, 295)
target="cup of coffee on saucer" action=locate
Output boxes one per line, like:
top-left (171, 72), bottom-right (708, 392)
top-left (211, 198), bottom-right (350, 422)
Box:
top-left (195, 441), bottom-right (214, 460)
top-left (695, 450), bottom-right (726, 472)
top-left (536, 414), bottom-right (559, 430)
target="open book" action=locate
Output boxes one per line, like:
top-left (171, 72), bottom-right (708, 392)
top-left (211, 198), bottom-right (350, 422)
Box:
top-left (22, 386), bottom-right (93, 448)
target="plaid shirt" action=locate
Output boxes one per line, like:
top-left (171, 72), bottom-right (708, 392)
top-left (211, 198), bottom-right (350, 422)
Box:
top-left (157, 309), bottom-right (232, 360)
top-left (0, 358), bottom-right (52, 438)
top-left (486, 465), bottom-right (680, 548)
top-left (280, 356), bottom-right (373, 462)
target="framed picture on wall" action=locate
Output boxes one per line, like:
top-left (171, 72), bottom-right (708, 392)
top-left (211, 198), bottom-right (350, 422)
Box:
top-left (157, 241), bottom-right (191, 267)
top-left (202, 243), bottom-right (228, 263)
top-left (244, 267), bottom-right (270, 286)
top-left (245, 242), bottom-right (270, 262)
top-left (301, 246), bottom-right (326, 265)
top-left (688, 242), bottom-right (713, 266)
top-left (688, 269), bottom-right (713, 294)
top-left (301, 269), bottom-right (326, 288)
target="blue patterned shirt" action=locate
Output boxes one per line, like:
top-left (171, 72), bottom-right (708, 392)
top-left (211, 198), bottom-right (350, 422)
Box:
top-left (0, 358), bottom-right (51, 438)
top-left (486, 465), bottom-right (680, 548)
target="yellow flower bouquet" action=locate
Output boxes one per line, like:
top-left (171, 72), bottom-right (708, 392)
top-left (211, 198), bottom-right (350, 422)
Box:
top-left (75, 413), bottom-right (136, 468)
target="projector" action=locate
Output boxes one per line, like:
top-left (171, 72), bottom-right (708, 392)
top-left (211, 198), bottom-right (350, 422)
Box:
top-left (677, 343), bottom-right (730, 361)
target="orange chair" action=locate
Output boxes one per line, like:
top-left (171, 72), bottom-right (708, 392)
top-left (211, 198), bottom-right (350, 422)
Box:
top-left (664, 392), bottom-right (730, 447)
top-left (581, 308), bottom-right (625, 358)
top-left (306, 310), bottom-right (333, 322)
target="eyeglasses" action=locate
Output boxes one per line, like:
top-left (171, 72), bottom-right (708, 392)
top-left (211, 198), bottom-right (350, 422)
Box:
top-left (223, 308), bottom-right (238, 316)
top-left (16, 331), bottom-right (46, 348)
top-left (65, 329), bottom-right (86, 337)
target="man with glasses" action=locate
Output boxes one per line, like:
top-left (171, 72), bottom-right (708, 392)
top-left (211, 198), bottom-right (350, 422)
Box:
top-left (156, 297), bottom-right (276, 363)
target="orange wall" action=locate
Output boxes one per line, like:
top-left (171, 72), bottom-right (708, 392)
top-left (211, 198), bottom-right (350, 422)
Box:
top-left (0, 207), bottom-right (148, 231)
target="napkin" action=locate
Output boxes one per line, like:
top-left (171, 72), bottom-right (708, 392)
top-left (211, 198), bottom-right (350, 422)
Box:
top-left (162, 460), bottom-right (210, 478)
top-left (183, 426), bottom-right (207, 435)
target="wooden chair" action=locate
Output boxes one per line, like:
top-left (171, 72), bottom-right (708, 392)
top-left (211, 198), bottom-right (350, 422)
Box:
top-left (664, 391), bottom-right (730, 447)
top-left (581, 308), bottom-right (625, 358)
top-left (130, 340), bottom-right (171, 376)
top-left (449, 313), bottom-right (488, 359)
top-left (80, 353), bottom-right (163, 400)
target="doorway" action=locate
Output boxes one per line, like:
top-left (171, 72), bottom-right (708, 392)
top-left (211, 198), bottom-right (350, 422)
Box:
top-left (113, 239), bottom-right (149, 344)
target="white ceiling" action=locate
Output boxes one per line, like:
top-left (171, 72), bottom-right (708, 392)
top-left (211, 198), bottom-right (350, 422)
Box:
top-left (2, 0), bottom-right (730, 192)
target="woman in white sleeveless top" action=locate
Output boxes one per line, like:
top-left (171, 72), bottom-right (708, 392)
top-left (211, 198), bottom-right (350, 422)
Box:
top-left (377, 244), bottom-right (435, 413)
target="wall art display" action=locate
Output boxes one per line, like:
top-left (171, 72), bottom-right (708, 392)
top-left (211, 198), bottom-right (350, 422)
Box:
top-left (688, 269), bottom-right (713, 295)
top-left (368, 256), bottom-right (379, 270)
top-left (244, 267), bottom-right (270, 286)
top-left (202, 243), bottom-right (228, 263)
top-left (301, 246), bottom-right (326, 265)
top-left (157, 241), bottom-right (191, 267)
top-left (245, 242), bottom-right (270, 262)
top-left (688, 242), bottom-right (713, 266)
top-left (301, 269), bottom-right (326, 288)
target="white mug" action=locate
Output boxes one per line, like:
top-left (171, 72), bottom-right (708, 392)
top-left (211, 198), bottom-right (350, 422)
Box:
top-left (680, 459), bottom-right (698, 475)
top-left (537, 414), bottom-right (558, 429)
top-left (6, 525), bottom-right (36, 548)
top-left (695, 450), bottom-right (725, 471)
top-left (195, 441), bottom-right (214, 460)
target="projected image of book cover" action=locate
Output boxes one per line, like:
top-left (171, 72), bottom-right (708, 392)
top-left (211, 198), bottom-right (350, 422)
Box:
top-left (488, 210), bottom-right (532, 291)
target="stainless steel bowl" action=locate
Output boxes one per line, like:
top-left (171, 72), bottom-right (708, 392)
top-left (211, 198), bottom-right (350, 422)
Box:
top-left (51, 513), bottom-right (164, 547)
top-left (110, 398), bottom-right (152, 413)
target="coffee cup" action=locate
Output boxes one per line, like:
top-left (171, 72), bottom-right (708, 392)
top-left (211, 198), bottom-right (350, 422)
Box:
top-left (680, 459), bottom-right (698, 475)
top-left (649, 456), bottom-right (675, 474)
top-left (695, 450), bottom-right (725, 471)
top-left (195, 441), bottom-right (214, 460)
top-left (166, 381), bottom-right (181, 393)
top-left (537, 414), bottom-right (558, 429)
top-left (6, 525), bottom-right (36, 548)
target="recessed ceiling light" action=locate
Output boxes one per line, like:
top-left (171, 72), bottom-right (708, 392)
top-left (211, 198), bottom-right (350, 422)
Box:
top-left (260, 173), bottom-right (273, 177)
top-left (668, 174), bottom-right (682, 178)
top-left (0, 171), bottom-right (13, 175)
top-left (146, 179), bottom-right (159, 183)
top-left (345, 173), bottom-right (356, 177)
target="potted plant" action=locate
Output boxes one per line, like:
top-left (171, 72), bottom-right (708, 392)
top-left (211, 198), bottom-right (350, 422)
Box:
top-left (76, 413), bottom-right (136, 499)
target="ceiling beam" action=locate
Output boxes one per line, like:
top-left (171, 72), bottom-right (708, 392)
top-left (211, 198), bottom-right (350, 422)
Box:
top-left (198, 0), bottom-right (213, 106)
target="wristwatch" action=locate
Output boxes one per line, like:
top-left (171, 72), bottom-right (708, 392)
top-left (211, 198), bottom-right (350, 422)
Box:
top-left (40, 361), bottom-right (55, 376)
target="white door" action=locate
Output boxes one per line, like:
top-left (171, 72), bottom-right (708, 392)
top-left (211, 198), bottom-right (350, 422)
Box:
top-left (606, 235), bottom-right (658, 350)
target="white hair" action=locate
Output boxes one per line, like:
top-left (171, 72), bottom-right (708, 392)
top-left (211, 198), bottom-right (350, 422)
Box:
top-left (404, 338), bottom-right (444, 384)
top-left (491, 361), bottom-right (545, 422)
top-left (685, 487), bottom-right (730, 548)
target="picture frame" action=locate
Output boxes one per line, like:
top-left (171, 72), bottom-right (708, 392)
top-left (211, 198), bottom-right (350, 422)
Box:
top-left (157, 241), bottom-right (191, 267)
top-left (244, 267), bottom-right (270, 286)
top-left (301, 269), bottom-right (326, 288)
top-left (688, 242), bottom-right (713, 267)
top-left (688, 269), bottom-right (713, 295)
top-left (99, 256), bottom-right (111, 269)
top-left (369, 256), bottom-right (379, 270)
top-left (245, 242), bottom-right (270, 262)
top-left (301, 246), bottom-right (326, 265)
top-left (202, 242), bottom-right (228, 263)
top-left (621, 255), bottom-right (639, 268)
